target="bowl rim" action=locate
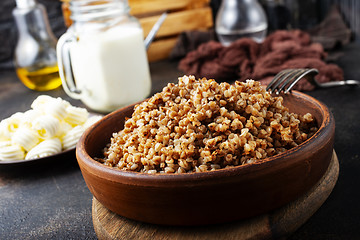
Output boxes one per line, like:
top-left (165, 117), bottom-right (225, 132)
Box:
top-left (76, 90), bottom-right (334, 185)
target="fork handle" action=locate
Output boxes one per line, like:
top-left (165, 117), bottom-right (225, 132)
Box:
top-left (319, 80), bottom-right (360, 88)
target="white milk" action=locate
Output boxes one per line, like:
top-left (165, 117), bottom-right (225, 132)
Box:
top-left (69, 26), bottom-right (151, 112)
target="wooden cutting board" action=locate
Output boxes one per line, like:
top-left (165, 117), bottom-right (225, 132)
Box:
top-left (92, 151), bottom-right (339, 240)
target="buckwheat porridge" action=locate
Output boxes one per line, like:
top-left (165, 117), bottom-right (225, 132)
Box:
top-left (100, 75), bottom-right (318, 174)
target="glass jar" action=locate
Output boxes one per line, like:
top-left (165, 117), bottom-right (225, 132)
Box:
top-left (13, 0), bottom-right (61, 91)
top-left (57, 0), bottom-right (151, 113)
top-left (215, 0), bottom-right (268, 46)
top-left (263, 0), bottom-right (291, 32)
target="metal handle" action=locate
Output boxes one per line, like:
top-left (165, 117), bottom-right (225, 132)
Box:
top-left (57, 31), bottom-right (82, 99)
top-left (318, 80), bottom-right (360, 88)
top-left (144, 12), bottom-right (167, 50)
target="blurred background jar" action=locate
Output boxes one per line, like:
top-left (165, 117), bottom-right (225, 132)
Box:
top-left (262, 0), bottom-right (291, 32)
top-left (13, 0), bottom-right (61, 91)
top-left (215, 0), bottom-right (268, 45)
top-left (57, 0), bottom-right (151, 113)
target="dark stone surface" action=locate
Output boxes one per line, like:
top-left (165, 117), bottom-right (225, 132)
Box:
top-left (288, 43), bottom-right (360, 239)
top-left (0, 41), bottom-right (359, 239)
top-left (0, 160), bottom-right (94, 239)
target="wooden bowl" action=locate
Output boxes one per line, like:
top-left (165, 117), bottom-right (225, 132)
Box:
top-left (76, 91), bottom-right (335, 226)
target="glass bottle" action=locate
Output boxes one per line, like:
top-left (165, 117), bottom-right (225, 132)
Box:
top-left (13, 0), bottom-right (61, 91)
top-left (215, 0), bottom-right (268, 46)
top-left (57, 0), bottom-right (152, 113)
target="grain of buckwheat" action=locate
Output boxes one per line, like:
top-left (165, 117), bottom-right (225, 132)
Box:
top-left (101, 76), bottom-right (318, 174)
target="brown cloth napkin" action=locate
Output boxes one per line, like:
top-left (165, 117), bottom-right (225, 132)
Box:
top-left (178, 30), bottom-right (344, 91)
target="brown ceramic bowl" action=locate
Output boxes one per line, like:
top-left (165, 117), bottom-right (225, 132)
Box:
top-left (76, 91), bottom-right (335, 226)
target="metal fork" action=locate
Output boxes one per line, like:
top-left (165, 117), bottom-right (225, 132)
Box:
top-left (266, 68), bottom-right (360, 94)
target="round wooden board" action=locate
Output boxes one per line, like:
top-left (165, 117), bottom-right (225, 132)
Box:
top-left (92, 151), bottom-right (339, 240)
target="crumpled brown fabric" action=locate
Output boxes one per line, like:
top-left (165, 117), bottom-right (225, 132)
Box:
top-left (178, 30), bottom-right (344, 91)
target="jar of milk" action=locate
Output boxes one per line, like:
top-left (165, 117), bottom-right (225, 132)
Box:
top-left (57, 0), bottom-right (151, 113)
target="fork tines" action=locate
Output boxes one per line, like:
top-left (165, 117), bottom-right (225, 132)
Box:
top-left (266, 68), bottom-right (319, 94)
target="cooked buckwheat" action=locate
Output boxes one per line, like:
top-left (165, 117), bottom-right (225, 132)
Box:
top-left (101, 76), bottom-right (318, 173)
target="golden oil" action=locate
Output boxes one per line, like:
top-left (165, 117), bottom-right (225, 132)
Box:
top-left (16, 65), bottom-right (62, 91)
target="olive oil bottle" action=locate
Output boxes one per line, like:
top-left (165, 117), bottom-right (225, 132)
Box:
top-left (13, 0), bottom-right (61, 91)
